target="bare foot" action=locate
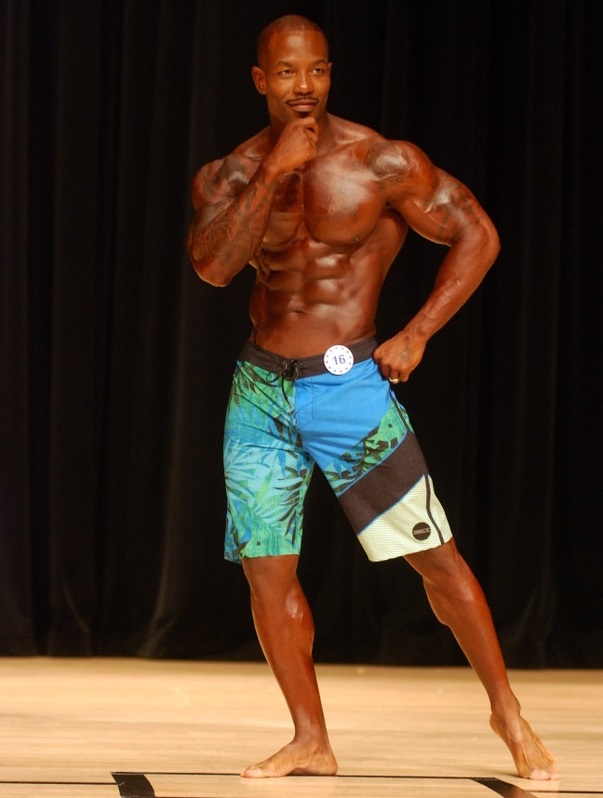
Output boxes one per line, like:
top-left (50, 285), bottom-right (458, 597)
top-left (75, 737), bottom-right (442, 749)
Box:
top-left (490, 712), bottom-right (558, 780)
top-left (241, 739), bottom-right (338, 778)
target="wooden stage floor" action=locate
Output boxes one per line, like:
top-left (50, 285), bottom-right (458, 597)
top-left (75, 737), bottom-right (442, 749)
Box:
top-left (0, 658), bottom-right (600, 797)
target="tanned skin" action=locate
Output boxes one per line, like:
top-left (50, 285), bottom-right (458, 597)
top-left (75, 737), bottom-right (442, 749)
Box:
top-left (187, 15), bottom-right (557, 782)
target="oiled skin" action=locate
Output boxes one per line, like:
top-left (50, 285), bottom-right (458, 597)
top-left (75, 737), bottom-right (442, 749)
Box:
top-left (186, 19), bottom-right (557, 782)
top-left (189, 113), bottom-right (498, 378)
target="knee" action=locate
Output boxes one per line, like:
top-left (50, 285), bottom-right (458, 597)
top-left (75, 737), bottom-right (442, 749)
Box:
top-left (424, 565), bottom-right (477, 623)
top-left (412, 545), bottom-right (481, 625)
top-left (243, 555), bottom-right (310, 621)
top-left (243, 554), bottom-right (298, 600)
top-left (407, 539), bottom-right (468, 585)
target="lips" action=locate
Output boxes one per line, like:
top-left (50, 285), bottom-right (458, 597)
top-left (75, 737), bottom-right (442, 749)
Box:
top-left (287, 98), bottom-right (318, 111)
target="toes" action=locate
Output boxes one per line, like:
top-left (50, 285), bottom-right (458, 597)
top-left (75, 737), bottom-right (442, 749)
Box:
top-left (529, 765), bottom-right (559, 781)
top-left (241, 765), bottom-right (271, 778)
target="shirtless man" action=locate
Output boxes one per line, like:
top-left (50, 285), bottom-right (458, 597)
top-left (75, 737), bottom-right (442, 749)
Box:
top-left (187, 14), bottom-right (557, 782)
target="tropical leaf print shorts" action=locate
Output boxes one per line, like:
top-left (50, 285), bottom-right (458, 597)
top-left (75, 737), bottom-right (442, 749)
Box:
top-left (223, 338), bottom-right (452, 564)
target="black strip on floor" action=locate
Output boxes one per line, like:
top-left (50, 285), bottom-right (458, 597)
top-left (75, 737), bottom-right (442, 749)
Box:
top-left (474, 777), bottom-right (538, 797)
top-left (112, 773), bottom-right (155, 797)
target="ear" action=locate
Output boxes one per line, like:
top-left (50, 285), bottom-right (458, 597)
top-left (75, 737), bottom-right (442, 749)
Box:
top-left (252, 66), bottom-right (266, 95)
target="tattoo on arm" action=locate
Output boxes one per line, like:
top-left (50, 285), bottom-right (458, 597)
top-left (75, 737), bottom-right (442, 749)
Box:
top-left (191, 169), bottom-right (274, 271)
top-left (194, 202), bottom-right (240, 266)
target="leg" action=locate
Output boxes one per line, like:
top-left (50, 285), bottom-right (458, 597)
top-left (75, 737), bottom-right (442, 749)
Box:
top-left (240, 553), bottom-right (338, 778)
top-left (405, 539), bottom-right (557, 779)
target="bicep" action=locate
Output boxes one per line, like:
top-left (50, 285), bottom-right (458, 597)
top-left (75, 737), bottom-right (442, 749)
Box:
top-left (382, 143), bottom-right (488, 246)
top-left (396, 169), bottom-right (489, 246)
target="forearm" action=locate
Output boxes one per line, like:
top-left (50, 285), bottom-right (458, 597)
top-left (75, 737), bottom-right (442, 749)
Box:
top-left (375, 225), bottom-right (499, 381)
top-left (187, 165), bottom-right (278, 286)
top-left (404, 224), bottom-right (500, 343)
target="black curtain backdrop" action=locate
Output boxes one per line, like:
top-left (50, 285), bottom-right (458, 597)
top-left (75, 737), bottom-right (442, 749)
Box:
top-left (1, 0), bottom-right (601, 666)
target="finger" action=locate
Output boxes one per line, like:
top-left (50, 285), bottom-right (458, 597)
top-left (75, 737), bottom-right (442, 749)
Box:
top-left (300, 116), bottom-right (318, 131)
top-left (299, 118), bottom-right (318, 138)
top-left (291, 117), bottom-right (316, 131)
top-left (302, 127), bottom-right (318, 147)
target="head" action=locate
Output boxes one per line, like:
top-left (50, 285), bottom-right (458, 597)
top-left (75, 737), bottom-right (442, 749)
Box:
top-left (252, 15), bottom-right (332, 129)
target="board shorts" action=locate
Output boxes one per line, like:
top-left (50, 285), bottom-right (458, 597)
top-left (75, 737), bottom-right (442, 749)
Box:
top-left (223, 337), bottom-right (453, 564)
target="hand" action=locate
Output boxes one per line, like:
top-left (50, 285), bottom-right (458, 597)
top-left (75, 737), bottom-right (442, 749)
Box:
top-left (373, 332), bottom-right (427, 383)
top-left (263, 118), bottom-right (319, 177)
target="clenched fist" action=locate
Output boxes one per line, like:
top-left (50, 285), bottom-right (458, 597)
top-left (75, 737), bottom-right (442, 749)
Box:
top-left (263, 118), bottom-right (319, 177)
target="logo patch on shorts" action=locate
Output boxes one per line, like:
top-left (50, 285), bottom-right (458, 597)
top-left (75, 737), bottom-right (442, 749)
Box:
top-left (412, 522), bottom-right (431, 541)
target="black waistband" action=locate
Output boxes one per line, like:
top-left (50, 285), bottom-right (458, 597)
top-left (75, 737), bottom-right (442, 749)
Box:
top-left (239, 337), bottom-right (378, 380)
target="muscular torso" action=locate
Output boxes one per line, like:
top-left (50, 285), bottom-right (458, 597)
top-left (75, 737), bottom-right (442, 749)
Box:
top-left (233, 116), bottom-right (409, 357)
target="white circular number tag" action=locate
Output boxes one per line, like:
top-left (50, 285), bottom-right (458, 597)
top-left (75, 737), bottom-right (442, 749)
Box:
top-left (324, 344), bottom-right (354, 375)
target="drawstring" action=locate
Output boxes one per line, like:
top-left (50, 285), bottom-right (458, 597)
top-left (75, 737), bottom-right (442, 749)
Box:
top-left (260, 356), bottom-right (303, 404)
top-left (279, 359), bottom-right (302, 404)
top-left (281, 359), bottom-right (301, 382)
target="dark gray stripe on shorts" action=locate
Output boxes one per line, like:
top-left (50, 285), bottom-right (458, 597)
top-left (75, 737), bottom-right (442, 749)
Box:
top-left (338, 430), bottom-right (431, 534)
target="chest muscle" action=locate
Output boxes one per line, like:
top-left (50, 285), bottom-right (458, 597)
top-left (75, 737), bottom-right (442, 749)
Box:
top-left (263, 165), bottom-right (384, 249)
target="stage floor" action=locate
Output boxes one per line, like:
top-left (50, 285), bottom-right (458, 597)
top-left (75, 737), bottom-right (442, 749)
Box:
top-left (0, 658), bottom-right (600, 797)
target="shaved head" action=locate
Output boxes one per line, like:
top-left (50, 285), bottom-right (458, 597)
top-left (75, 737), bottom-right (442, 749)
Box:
top-left (257, 15), bottom-right (328, 68)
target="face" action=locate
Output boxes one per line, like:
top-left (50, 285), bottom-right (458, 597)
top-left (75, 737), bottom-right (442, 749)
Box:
top-left (252, 30), bottom-right (332, 127)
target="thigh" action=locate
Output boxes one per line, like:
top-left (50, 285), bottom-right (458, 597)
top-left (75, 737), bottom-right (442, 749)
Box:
top-left (223, 362), bottom-right (314, 563)
top-left (304, 359), bottom-right (453, 561)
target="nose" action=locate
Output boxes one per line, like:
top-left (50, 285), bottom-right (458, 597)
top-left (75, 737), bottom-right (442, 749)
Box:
top-left (293, 70), bottom-right (312, 94)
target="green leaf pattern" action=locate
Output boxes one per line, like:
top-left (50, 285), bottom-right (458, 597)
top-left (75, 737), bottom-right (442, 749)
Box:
top-left (223, 361), bottom-right (413, 561)
top-left (224, 362), bottom-right (313, 561)
top-left (323, 401), bottom-right (413, 496)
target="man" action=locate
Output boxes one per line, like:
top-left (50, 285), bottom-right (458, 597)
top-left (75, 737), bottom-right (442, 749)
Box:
top-left (187, 14), bottom-right (557, 781)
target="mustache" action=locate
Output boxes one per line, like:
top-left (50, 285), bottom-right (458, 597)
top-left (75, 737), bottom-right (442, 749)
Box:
top-left (286, 98), bottom-right (318, 106)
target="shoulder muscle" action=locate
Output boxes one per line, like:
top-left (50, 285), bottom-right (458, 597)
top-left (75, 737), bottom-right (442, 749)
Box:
top-left (191, 153), bottom-right (260, 213)
top-left (366, 139), bottom-right (438, 197)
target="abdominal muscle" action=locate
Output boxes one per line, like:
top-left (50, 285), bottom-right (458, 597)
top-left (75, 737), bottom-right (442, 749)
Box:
top-left (249, 211), bottom-right (407, 358)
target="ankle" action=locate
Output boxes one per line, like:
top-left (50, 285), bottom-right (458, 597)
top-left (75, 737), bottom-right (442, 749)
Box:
top-left (292, 727), bottom-right (332, 750)
top-left (489, 688), bottom-right (521, 720)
